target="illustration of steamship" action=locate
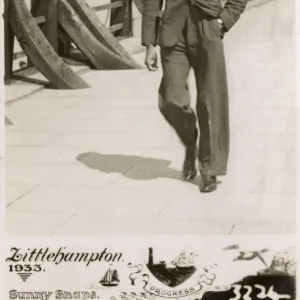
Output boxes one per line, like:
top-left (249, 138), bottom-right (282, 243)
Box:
top-left (100, 266), bottom-right (120, 287)
top-left (146, 248), bottom-right (197, 287)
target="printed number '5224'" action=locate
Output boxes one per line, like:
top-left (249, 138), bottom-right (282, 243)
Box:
top-left (230, 284), bottom-right (291, 300)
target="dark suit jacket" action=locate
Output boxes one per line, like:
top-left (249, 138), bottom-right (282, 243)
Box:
top-left (142, 0), bottom-right (247, 47)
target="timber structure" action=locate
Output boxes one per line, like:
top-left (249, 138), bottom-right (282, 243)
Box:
top-left (4, 0), bottom-right (144, 90)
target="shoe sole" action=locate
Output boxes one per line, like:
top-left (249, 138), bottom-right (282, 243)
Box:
top-left (199, 186), bottom-right (217, 193)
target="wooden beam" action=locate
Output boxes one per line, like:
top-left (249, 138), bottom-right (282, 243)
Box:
top-left (31, 0), bottom-right (59, 52)
top-left (93, 2), bottom-right (123, 12)
top-left (109, 0), bottom-right (125, 36)
top-left (109, 23), bottom-right (124, 32)
top-left (132, 0), bottom-right (144, 14)
top-left (44, 0), bottom-right (58, 52)
top-left (28, 0), bottom-right (47, 68)
top-left (59, 0), bottom-right (142, 70)
top-left (10, 0), bottom-right (89, 89)
top-left (35, 16), bottom-right (46, 24)
top-left (122, 0), bottom-right (132, 36)
top-left (4, 0), bottom-right (15, 80)
top-left (13, 51), bottom-right (27, 60)
top-left (12, 75), bottom-right (49, 87)
top-left (14, 66), bottom-right (39, 77)
top-left (58, 29), bottom-right (72, 57)
top-left (31, 0), bottom-right (43, 16)
top-left (66, 0), bottom-right (142, 68)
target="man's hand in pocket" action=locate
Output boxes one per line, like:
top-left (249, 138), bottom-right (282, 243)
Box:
top-left (216, 18), bottom-right (226, 39)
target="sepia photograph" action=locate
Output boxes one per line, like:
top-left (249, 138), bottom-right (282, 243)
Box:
top-left (2, 0), bottom-right (297, 236)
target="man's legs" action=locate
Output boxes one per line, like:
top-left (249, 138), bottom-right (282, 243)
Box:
top-left (188, 12), bottom-right (230, 191)
top-left (159, 34), bottom-right (198, 180)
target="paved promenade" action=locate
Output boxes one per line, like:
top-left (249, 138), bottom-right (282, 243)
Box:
top-left (5, 0), bottom-right (296, 235)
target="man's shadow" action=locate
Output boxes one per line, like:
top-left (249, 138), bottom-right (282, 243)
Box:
top-left (77, 152), bottom-right (200, 185)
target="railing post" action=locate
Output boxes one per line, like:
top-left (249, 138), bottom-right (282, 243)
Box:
top-left (4, 0), bottom-right (15, 81)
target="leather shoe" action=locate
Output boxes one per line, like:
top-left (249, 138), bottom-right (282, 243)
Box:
top-left (199, 175), bottom-right (217, 193)
top-left (182, 145), bottom-right (197, 181)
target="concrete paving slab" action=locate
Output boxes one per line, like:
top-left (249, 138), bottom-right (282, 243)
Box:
top-left (7, 186), bottom-right (171, 218)
top-left (6, 148), bottom-right (73, 164)
top-left (252, 194), bottom-right (296, 222)
top-left (254, 170), bottom-right (296, 194)
top-left (5, 184), bottom-right (39, 206)
top-left (232, 221), bottom-right (295, 235)
top-left (6, 211), bottom-right (73, 236)
top-left (54, 216), bottom-right (235, 236)
top-left (54, 216), bottom-right (155, 236)
top-left (150, 219), bottom-right (235, 235)
top-left (6, 132), bottom-right (64, 147)
top-left (6, 164), bottom-right (54, 185)
top-left (159, 193), bottom-right (262, 221)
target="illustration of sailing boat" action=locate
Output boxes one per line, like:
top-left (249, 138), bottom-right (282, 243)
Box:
top-left (100, 266), bottom-right (120, 287)
top-left (172, 251), bottom-right (197, 270)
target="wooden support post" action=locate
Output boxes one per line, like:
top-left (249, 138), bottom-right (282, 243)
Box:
top-left (31, 0), bottom-right (59, 52)
top-left (58, 29), bottom-right (72, 58)
top-left (31, 0), bottom-right (41, 16)
top-left (4, 0), bottom-right (15, 80)
top-left (122, 0), bottom-right (132, 37)
top-left (110, 0), bottom-right (125, 36)
top-left (29, 0), bottom-right (48, 67)
top-left (44, 0), bottom-right (58, 52)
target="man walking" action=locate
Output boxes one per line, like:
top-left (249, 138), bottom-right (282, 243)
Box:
top-left (142, 0), bottom-right (247, 192)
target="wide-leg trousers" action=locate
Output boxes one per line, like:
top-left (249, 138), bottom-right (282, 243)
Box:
top-left (159, 8), bottom-right (229, 176)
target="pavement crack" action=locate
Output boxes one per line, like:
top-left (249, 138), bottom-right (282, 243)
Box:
top-left (50, 213), bottom-right (76, 236)
top-left (228, 224), bottom-right (236, 235)
top-left (6, 184), bottom-right (40, 208)
top-left (157, 199), bottom-right (172, 217)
